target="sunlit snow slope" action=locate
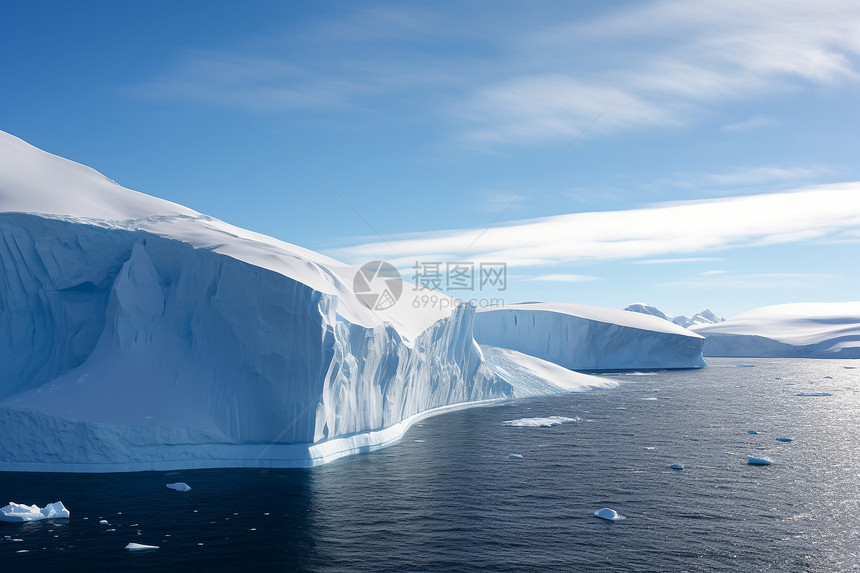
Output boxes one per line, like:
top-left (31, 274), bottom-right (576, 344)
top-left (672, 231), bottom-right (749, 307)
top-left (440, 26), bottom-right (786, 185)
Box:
top-left (692, 302), bottom-right (860, 358)
top-left (0, 131), bottom-right (520, 471)
top-left (474, 302), bottom-right (706, 370)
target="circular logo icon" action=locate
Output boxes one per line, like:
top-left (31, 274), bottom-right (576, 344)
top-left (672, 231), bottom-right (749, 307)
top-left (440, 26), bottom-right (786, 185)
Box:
top-left (353, 261), bottom-right (403, 311)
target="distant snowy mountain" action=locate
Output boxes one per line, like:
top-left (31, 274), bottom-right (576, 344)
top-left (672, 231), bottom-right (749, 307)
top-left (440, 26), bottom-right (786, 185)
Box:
top-left (624, 303), bottom-right (724, 329)
top-left (474, 302), bottom-right (706, 370)
top-left (691, 302), bottom-right (860, 358)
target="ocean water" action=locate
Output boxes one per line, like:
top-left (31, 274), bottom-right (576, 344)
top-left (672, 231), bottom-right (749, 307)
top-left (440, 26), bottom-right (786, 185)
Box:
top-left (1, 358), bottom-right (858, 572)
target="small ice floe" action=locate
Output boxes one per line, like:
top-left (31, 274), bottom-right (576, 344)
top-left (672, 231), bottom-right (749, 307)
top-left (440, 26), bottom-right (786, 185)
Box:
top-left (593, 508), bottom-right (625, 521)
top-left (166, 482), bottom-right (191, 492)
top-left (776, 437), bottom-right (793, 443)
top-left (508, 454), bottom-right (524, 459)
top-left (795, 392), bottom-right (832, 397)
top-left (748, 430), bottom-right (758, 435)
top-left (670, 464), bottom-right (684, 470)
top-left (0, 502), bottom-right (69, 522)
top-left (99, 520), bottom-right (109, 525)
top-left (747, 456), bottom-right (772, 465)
top-left (644, 447), bottom-right (656, 451)
top-left (641, 397), bottom-right (658, 401)
top-left (503, 416), bottom-right (579, 427)
top-left (125, 543), bottom-right (159, 551)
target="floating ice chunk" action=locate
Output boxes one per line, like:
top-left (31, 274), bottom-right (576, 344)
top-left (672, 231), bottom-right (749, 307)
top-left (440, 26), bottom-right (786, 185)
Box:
top-left (776, 437), bottom-right (793, 442)
top-left (641, 397), bottom-right (658, 401)
top-left (747, 430), bottom-right (758, 435)
top-left (166, 482), bottom-right (191, 492)
top-left (503, 416), bottom-right (579, 428)
top-left (508, 454), bottom-right (524, 459)
top-left (795, 392), bottom-right (832, 397)
top-left (593, 508), bottom-right (625, 521)
top-left (99, 519), bottom-right (109, 525)
top-left (125, 543), bottom-right (159, 551)
top-left (670, 464), bottom-right (684, 470)
top-left (747, 456), bottom-right (772, 465)
top-left (0, 501), bottom-right (69, 522)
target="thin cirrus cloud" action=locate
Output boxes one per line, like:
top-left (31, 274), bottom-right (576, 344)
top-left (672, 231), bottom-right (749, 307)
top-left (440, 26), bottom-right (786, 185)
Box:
top-left (329, 183), bottom-right (860, 268)
top-left (464, 0), bottom-right (860, 143)
top-left (527, 274), bottom-right (600, 283)
top-left (660, 272), bottom-right (839, 290)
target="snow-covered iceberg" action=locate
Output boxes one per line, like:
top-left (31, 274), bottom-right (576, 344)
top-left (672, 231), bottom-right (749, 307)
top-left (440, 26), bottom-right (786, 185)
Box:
top-left (692, 302), bottom-right (860, 358)
top-left (624, 303), bottom-right (724, 329)
top-left (474, 302), bottom-right (706, 371)
top-left (0, 501), bottom-right (69, 522)
top-left (0, 130), bottom-right (516, 471)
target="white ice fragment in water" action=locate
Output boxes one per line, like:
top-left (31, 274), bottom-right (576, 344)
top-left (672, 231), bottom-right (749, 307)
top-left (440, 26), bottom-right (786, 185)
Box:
top-left (503, 416), bottom-right (579, 427)
top-left (99, 520), bottom-right (109, 525)
top-left (593, 508), bottom-right (625, 521)
top-left (776, 437), bottom-right (793, 442)
top-left (0, 502), bottom-right (69, 522)
top-left (641, 397), bottom-right (658, 401)
top-left (508, 454), bottom-right (524, 459)
top-left (166, 482), bottom-right (191, 492)
top-left (747, 456), bottom-right (772, 465)
top-left (125, 543), bottom-right (159, 551)
top-left (670, 464), bottom-right (684, 470)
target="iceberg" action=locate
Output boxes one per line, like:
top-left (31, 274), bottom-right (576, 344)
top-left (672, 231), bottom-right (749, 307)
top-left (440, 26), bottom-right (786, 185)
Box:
top-left (508, 454), bottom-right (524, 459)
top-left (0, 501), bottom-right (69, 522)
top-left (775, 437), bottom-right (793, 443)
top-left (166, 482), bottom-right (191, 492)
top-left (0, 130), bottom-right (515, 471)
top-left (593, 508), bottom-right (624, 520)
top-left (746, 456), bottom-right (772, 465)
top-left (624, 303), bottom-right (725, 329)
top-left (503, 416), bottom-right (579, 428)
top-left (474, 302), bottom-right (706, 371)
top-left (125, 543), bottom-right (159, 551)
top-left (692, 302), bottom-right (860, 358)
top-left (670, 464), bottom-right (684, 470)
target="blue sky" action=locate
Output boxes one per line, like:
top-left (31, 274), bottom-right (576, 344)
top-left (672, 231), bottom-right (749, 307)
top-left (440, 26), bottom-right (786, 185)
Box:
top-left (2, 0), bottom-right (859, 317)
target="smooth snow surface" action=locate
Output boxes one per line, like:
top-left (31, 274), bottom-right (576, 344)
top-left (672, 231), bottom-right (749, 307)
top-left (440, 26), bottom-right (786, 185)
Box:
top-left (693, 302), bottom-right (860, 358)
top-left (166, 483), bottom-right (191, 492)
top-left (0, 501), bottom-right (69, 522)
top-left (593, 508), bottom-right (624, 520)
top-left (502, 416), bottom-right (579, 428)
top-left (474, 302), bottom-right (705, 370)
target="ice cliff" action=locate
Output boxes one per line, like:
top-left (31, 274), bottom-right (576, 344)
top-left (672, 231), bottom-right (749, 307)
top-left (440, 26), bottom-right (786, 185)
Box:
top-left (474, 302), bottom-right (706, 370)
top-left (692, 302), bottom-right (860, 358)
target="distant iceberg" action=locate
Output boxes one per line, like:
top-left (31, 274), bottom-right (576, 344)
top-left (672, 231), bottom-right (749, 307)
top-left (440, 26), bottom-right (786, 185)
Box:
top-left (747, 456), bottom-right (772, 465)
top-left (474, 302), bottom-right (706, 371)
top-left (0, 501), bottom-right (69, 522)
top-left (125, 543), bottom-right (159, 551)
top-left (166, 482), bottom-right (191, 492)
top-left (693, 302), bottom-right (860, 358)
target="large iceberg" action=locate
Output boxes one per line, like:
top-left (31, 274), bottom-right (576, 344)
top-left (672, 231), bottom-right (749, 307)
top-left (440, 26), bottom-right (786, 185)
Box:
top-left (473, 302), bottom-right (706, 370)
top-left (0, 501), bottom-right (69, 522)
top-left (0, 130), bottom-right (517, 471)
top-left (692, 302), bottom-right (860, 358)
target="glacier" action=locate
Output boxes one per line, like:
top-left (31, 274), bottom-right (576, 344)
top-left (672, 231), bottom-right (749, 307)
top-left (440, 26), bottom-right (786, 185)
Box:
top-left (473, 302), bottom-right (706, 371)
top-left (692, 302), bottom-right (860, 358)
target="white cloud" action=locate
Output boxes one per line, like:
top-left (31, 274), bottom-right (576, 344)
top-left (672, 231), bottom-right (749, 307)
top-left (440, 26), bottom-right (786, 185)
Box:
top-left (527, 274), bottom-right (599, 282)
top-left (658, 165), bottom-right (832, 190)
top-left (661, 272), bottom-right (838, 289)
top-left (721, 116), bottom-right (779, 132)
top-left (329, 183), bottom-right (860, 268)
top-left (634, 257), bottom-right (722, 265)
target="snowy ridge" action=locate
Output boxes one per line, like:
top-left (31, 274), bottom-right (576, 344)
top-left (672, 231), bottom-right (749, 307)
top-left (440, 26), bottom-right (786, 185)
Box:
top-left (692, 302), bottom-right (860, 358)
top-left (474, 302), bottom-right (705, 370)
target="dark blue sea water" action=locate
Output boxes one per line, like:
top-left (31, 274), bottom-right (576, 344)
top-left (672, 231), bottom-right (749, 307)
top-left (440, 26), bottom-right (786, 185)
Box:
top-left (2, 358), bottom-right (858, 572)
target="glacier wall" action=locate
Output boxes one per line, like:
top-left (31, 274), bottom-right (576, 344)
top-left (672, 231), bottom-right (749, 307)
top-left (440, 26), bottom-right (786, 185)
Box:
top-left (0, 214), bottom-right (509, 470)
top-left (473, 306), bottom-right (706, 370)
top-left (699, 334), bottom-right (860, 358)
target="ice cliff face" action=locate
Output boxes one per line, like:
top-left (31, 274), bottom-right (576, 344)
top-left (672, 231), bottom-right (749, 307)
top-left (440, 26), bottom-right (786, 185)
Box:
top-left (0, 131), bottom-right (509, 470)
top-left (692, 302), bottom-right (860, 358)
top-left (474, 302), bottom-right (706, 370)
